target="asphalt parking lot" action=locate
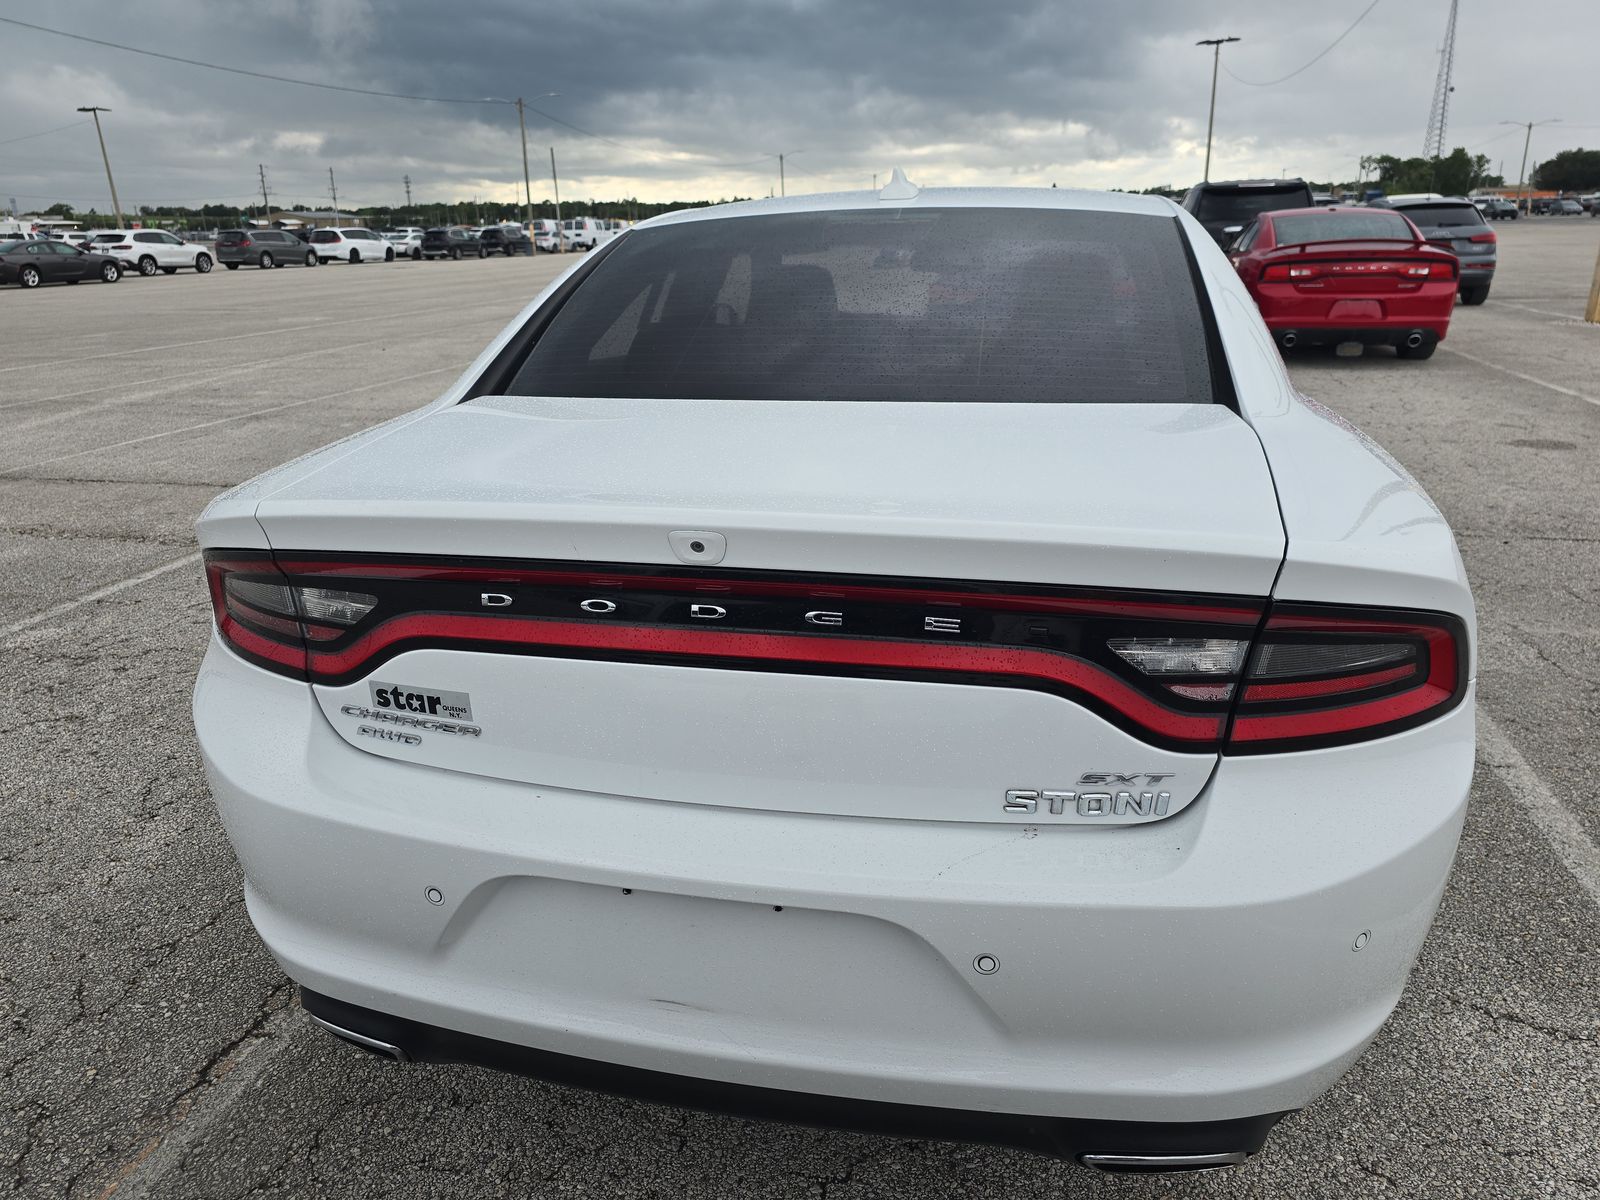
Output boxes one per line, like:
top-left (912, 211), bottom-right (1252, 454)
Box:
top-left (3, 221), bottom-right (1598, 1199)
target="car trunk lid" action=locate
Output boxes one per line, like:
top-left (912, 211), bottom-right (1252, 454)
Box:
top-left (251, 397), bottom-right (1285, 823)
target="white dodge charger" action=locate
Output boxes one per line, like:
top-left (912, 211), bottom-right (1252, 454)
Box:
top-left (193, 180), bottom-right (1475, 1173)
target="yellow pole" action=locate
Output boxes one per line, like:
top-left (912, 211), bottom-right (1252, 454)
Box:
top-left (1585, 239), bottom-right (1600, 324)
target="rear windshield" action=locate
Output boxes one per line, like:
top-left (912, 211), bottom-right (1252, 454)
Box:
top-left (503, 208), bottom-right (1216, 404)
top-left (1272, 212), bottom-right (1415, 245)
top-left (1196, 188), bottom-right (1310, 222)
top-left (216, 230), bottom-right (247, 243)
top-left (1393, 204), bottom-right (1484, 228)
top-left (310, 230), bottom-right (339, 242)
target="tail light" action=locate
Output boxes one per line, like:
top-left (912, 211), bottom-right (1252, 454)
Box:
top-left (1469, 230), bottom-right (1497, 244)
top-left (1261, 264), bottom-right (1320, 281)
top-left (1227, 604), bottom-right (1466, 752)
top-left (202, 552), bottom-right (1466, 754)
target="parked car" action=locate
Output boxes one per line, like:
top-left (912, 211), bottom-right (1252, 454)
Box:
top-left (529, 218), bottom-right (563, 252)
top-left (1476, 198), bottom-right (1517, 220)
top-left (560, 215), bottom-right (616, 250)
top-left (0, 237), bottom-right (122, 288)
top-left (385, 230), bottom-right (425, 260)
top-left (1180, 178), bottom-right (1316, 248)
top-left (215, 228), bottom-right (320, 270)
top-left (308, 227), bottom-right (395, 264)
top-left (1372, 195), bottom-right (1496, 305)
top-left (1549, 198), bottom-right (1584, 216)
top-left (420, 227), bottom-right (483, 260)
top-left (1310, 192), bottom-right (1335, 206)
top-left (195, 186), bottom-right (1475, 1173)
top-left (82, 229), bottom-right (213, 276)
top-left (476, 225), bottom-right (533, 256)
top-left (1227, 206), bottom-right (1457, 358)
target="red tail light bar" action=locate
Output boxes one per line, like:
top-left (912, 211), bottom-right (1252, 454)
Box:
top-left (1261, 259), bottom-right (1456, 283)
top-left (203, 552), bottom-right (1467, 754)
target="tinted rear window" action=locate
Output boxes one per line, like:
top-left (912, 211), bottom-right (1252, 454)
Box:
top-left (216, 230), bottom-right (247, 244)
top-left (310, 230), bottom-right (338, 242)
top-left (1272, 212), bottom-right (1415, 245)
top-left (1393, 204), bottom-right (1484, 228)
top-left (503, 208), bottom-right (1215, 404)
top-left (1195, 188), bottom-right (1312, 222)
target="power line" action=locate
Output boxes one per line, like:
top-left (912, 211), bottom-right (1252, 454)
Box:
top-left (1221, 0), bottom-right (1383, 87)
top-left (0, 118), bottom-right (93, 149)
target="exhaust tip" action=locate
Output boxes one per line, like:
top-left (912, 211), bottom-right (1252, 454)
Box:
top-left (1406, 331), bottom-right (1425, 348)
top-left (1280, 332), bottom-right (1297, 349)
top-left (1080, 1151), bottom-right (1248, 1175)
top-left (307, 1013), bottom-right (409, 1062)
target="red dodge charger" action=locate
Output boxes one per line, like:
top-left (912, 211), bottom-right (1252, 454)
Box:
top-left (1227, 206), bottom-right (1459, 360)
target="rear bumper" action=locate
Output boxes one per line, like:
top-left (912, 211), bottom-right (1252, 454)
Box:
top-left (301, 986), bottom-right (1285, 1164)
top-left (194, 638), bottom-right (1473, 1137)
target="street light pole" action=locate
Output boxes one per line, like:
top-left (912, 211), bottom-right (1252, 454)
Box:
top-left (1195, 37), bottom-right (1239, 183)
top-left (1502, 119), bottom-right (1559, 214)
top-left (77, 106), bottom-right (123, 228)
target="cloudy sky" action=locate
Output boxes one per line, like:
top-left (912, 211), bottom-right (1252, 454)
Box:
top-left (1, 0), bottom-right (1595, 214)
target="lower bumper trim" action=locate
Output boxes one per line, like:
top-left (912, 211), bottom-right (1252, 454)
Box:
top-left (300, 987), bottom-right (1289, 1164)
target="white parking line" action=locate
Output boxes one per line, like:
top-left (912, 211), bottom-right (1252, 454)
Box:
top-left (0, 551), bottom-right (202, 640)
top-left (0, 292), bottom-right (520, 378)
top-left (1439, 346), bottom-right (1600, 409)
top-left (1493, 300), bottom-right (1594, 322)
top-left (0, 366), bottom-right (457, 476)
top-left (1477, 710), bottom-right (1600, 910)
top-left (6, 341), bottom-right (373, 434)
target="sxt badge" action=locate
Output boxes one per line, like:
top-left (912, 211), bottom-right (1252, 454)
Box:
top-left (369, 681), bottom-right (473, 722)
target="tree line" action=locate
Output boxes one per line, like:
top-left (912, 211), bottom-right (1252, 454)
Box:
top-left (29, 197), bottom-right (753, 229)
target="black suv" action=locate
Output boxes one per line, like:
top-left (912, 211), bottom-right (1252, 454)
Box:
top-left (1181, 178), bottom-right (1316, 248)
top-left (421, 227), bottom-right (483, 260)
top-left (476, 225), bottom-right (532, 256)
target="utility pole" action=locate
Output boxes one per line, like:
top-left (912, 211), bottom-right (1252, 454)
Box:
top-left (258, 164), bottom-right (271, 221)
top-left (328, 168), bottom-right (339, 221)
top-left (1195, 37), bottom-right (1239, 183)
top-left (516, 98), bottom-right (534, 227)
top-left (769, 150), bottom-right (801, 198)
top-left (77, 106), bottom-right (123, 228)
top-left (1502, 119), bottom-right (1559, 214)
top-left (549, 146), bottom-right (563, 253)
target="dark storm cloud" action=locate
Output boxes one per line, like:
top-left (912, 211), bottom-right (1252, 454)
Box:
top-left (2, 0), bottom-right (1594, 212)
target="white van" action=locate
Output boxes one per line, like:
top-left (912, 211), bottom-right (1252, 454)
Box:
top-left (560, 216), bottom-right (617, 251)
